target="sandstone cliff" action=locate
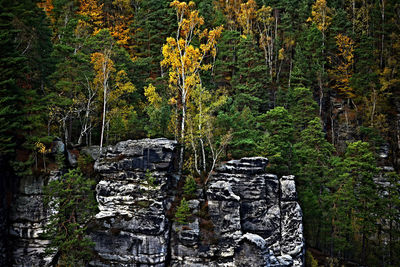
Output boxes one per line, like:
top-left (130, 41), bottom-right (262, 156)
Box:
top-left (7, 138), bottom-right (305, 266)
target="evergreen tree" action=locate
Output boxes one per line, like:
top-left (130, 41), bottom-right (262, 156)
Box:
top-left (175, 197), bottom-right (191, 225)
top-left (183, 175), bottom-right (197, 199)
top-left (0, 0), bottom-right (26, 156)
top-left (0, 0), bottom-right (54, 175)
top-left (328, 141), bottom-right (379, 263)
top-left (217, 104), bottom-right (261, 159)
top-left (213, 30), bottom-right (241, 93)
top-left (132, 0), bottom-right (175, 78)
top-left (287, 87), bottom-right (319, 133)
top-left (43, 169), bottom-right (97, 266)
top-left (380, 171), bottom-right (400, 266)
top-left (232, 34), bottom-right (269, 113)
top-left (294, 117), bottom-right (335, 248)
top-left (260, 106), bottom-right (294, 175)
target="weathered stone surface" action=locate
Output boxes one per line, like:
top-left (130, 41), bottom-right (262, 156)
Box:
top-left (91, 138), bottom-right (177, 266)
top-left (8, 139), bottom-right (305, 267)
top-left (281, 202), bottom-right (304, 265)
top-left (280, 175), bottom-right (297, 201)
top-left (172, 157), bottom-right (305, 267)
top-left (9, 171), bottom-right (60, 267)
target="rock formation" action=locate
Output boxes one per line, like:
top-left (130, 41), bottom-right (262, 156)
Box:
top-left (8, 171), bottom-right (60, 266)
top-left (90, 138), bottom-right (178, 267)
top-left (7, 138), bottom-right (305, 266)
top-left (171, 158), bottom-right (304, 266)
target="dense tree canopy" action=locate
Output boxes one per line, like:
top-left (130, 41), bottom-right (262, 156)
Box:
top-left (1, 0), bottom-right (400, 265)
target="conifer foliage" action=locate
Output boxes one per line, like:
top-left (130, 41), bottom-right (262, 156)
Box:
top-left (1, 0), bottom-right (400, 265)
top-left (43, 169), bottom-right (97, 266)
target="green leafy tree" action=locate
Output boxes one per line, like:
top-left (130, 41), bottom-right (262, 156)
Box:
top-left (213, 30), bottom-right (241, 94)
top-left (379, 171), bottom-right (400, 266)
top-left (0, 0), bottom-right (54, 175)
top-left (292, 24), bottom-right (326, 115)
top-left (43, 169), bottom-right (97, 266)
top-left (217, 104), bottom-right (261, 159)
top-left (0, 0), bottom-right (26, 156)
top-left (133, 0), bottom-right (176, 79)
top-left (287, 87), bottom-right (319, 133)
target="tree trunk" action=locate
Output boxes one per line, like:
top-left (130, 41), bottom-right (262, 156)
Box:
top-left (100, 84), bottom-right (107, 153)
top-left (178, 100), bottom-right (186, 175)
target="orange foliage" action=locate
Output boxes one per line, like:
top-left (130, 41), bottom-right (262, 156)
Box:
top-left (329, 34), bottom-right (355, 98)
top-left (37, 0), bottom-right (54, 18)
top-left (77, 0), bottom-right (104, 34)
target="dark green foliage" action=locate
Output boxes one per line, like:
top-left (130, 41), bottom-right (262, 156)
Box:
top-left (327, 141), bottom-right (379, 263)
top-left (287, 87), bottom-right (319, 132)
top-left (0, 0), bottom-right (26, 156)
top-left (55, 152), bottom-right (66, 170)
top-left (183, 175), bottom-right (197, 198)
top-left (0, 0), bottom-right (54, 175)
top-left (260, 106), bottom-right (294, 175)
top-left (379, 172), bottom-right (400, 266)
top-left (232, 35), bottom-right (269, 113)
top-left (144, 99), bottom-right (172, 138)
top-left (294, 117), bottom-right (335, 247)
top-left (43, 169), bottom-right (97, 266)
top-left (2, 1), bottom-right (400, 265)
top-left (213, 30), bottom-right (241, 94)
top-left (217, 104), bottom-right (261, 159)
top-left (175, 197), bottom-right (191, 225)
top-left (132, 0), bottom-right (175, 78)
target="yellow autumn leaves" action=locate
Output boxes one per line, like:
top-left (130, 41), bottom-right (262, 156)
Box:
top-left (161, 1), bottom-right (223, 97)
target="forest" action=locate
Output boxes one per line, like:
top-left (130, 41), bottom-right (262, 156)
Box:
top-left (1, 0), bottom-right (400, 266)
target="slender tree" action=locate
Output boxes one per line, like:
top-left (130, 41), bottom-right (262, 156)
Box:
top-left (161, 0), bottom-right (223, 174)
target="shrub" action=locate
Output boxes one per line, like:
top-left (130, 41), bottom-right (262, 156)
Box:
top-left (183, 175), bottom-right (197, 198)
top-left (175, 197), bottom-right (191, 224)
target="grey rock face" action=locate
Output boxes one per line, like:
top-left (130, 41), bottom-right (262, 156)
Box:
top-left (90, 138), bottom-right (177, 266)
top-left (171, 157), bottom-right (305, 267)
top-left (9, 139), bottom-right (304, 267)
top-left (9, 171), bottom-right (60, 267)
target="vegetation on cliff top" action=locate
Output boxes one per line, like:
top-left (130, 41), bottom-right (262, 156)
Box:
top-left (1, 0), bottom-right (400, 265)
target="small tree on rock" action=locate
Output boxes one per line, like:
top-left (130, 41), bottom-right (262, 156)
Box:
top-left (43, 169), bottom-right (97, 266)
top-left (175, 197), bottom-right (191, 224)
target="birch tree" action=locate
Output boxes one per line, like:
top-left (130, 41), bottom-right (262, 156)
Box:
top-left (161, 0), bottom-right (223, 174)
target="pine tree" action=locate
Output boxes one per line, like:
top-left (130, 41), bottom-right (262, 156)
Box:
top-left (175, 197), bottom-right (191, 225)
top-left (0, 0), bottom-right (26, 156)
top-left (329, 141), bottom-right (379, 262)
top-left (380, 171), bottom-right (400, 266)
top-left (217, 105), bottom-right (261, 159)
top-left (232, 34), bottom-right (269, 113)
top-left (287, 87), bottom-right (319, 133)
top-left (294, 117), bottom-right (335, 248)
top-left (260, 106), bottom-right (294, 175)
top-left (133, 0), bottom-right (176, 78)
top-left (43, 169), bottom-right (97, 266)
top-left (1, 0), bottom-right (54, 175)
